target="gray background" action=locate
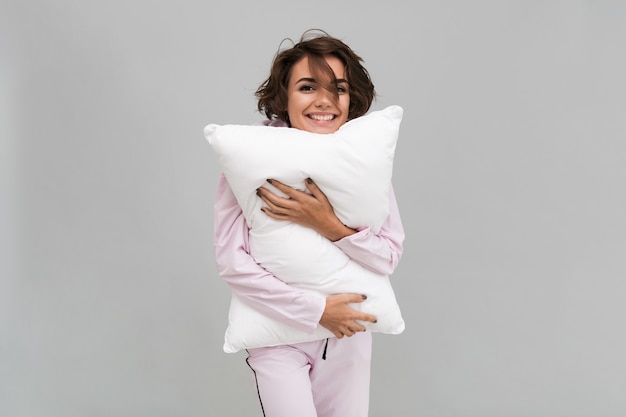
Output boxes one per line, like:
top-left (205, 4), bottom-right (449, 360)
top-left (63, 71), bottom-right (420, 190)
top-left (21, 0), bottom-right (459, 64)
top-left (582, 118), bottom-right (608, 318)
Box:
top-left (2, 1), bottom-right (625, 416)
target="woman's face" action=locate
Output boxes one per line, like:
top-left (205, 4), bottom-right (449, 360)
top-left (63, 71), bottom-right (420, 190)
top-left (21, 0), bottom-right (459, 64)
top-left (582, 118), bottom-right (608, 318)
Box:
top-left (286, 55), bottom-right (350, 134)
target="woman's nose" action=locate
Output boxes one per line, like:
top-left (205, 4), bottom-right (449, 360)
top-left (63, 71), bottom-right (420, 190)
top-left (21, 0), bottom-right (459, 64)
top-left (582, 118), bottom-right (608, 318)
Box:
top-left (314, 89), bottom-right (334, 107)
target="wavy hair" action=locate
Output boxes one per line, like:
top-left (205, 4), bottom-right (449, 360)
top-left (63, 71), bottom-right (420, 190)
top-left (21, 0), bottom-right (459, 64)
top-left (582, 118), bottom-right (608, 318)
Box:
top-left (256, 30), bottom-right (376, 124)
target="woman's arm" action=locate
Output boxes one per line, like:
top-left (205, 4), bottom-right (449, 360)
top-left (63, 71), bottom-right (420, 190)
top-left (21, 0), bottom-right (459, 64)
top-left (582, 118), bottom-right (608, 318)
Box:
top-left (332, 186), bottom-right (404, 276)
top-left (214, 174), bottom-right (324, 333)
top-left (214, 174), bottom-right (376, 337)
top-left (257, 178), bottom-right (405, 276)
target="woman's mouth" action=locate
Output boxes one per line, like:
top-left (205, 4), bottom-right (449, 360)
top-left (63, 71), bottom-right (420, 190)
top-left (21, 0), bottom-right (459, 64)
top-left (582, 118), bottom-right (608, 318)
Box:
top-left (308, 114), bottom-right (336, 121)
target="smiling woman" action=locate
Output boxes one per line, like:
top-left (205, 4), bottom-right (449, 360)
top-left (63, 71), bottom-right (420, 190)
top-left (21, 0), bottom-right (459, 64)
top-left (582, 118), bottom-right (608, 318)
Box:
top-left (256, 30), bottom-right (375, 130)
top-left (284, 55), bottom-right (349, 134)
top-left (211, 30), bottom-right (404, 417)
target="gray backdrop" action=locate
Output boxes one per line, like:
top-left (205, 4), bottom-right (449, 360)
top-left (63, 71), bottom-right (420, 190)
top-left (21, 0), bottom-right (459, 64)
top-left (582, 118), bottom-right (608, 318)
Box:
top-left (2, 1), bottom-right (625, 416)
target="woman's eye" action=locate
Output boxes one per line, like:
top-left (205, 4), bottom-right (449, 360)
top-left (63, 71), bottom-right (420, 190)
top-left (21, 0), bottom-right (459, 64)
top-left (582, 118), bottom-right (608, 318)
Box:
top-left (299, 85), bottom-right (315, 92)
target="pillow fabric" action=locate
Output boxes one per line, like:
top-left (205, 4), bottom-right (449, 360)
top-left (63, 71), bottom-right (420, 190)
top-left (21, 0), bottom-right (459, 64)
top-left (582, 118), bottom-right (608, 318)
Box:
top-left (205, 105), bottom-right (405, 353)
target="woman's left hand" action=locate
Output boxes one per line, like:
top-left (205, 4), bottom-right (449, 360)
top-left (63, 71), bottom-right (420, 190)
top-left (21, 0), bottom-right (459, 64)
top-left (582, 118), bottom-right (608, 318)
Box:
top-left (257, 178), bottom-right (356, 242)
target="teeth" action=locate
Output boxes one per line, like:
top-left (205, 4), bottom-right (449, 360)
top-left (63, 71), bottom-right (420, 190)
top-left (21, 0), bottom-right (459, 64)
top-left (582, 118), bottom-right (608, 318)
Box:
top-left (309, 114), bottom-right (334, 121)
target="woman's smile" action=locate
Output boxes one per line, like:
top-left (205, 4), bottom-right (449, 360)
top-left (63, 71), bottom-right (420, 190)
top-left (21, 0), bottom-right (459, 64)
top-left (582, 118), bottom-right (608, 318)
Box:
top-left (308, 113), bottom-right (336, 121)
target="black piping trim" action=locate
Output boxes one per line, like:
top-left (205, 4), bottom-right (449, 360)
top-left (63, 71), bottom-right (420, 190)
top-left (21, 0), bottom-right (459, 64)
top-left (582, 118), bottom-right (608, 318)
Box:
top-left (322, 338), bottom-right (329, 360)
top-left (245, 350), bottom-right (266, 417)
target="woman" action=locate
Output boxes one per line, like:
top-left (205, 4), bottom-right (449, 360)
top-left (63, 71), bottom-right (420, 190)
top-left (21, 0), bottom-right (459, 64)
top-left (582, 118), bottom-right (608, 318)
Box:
top-left (213, 30), bottom-right (404, 417)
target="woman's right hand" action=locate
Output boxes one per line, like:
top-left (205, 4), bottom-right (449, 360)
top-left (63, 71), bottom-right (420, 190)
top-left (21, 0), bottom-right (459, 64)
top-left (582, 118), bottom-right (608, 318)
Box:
top-left (320, 294), bottom-right (377, 338)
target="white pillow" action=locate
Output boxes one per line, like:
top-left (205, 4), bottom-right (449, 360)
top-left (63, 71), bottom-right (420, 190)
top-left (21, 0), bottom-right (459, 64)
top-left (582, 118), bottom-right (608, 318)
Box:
top-left (205, 105), bottom-right (405, 353)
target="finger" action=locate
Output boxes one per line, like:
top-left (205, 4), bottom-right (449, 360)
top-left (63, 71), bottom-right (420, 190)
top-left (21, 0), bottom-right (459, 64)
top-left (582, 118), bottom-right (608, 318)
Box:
top-left (346, 326), bottom-right (362, 336)
top-left (338, 293), bottom-right (369, 304)
top-left (349, 322), bottom-right (367, 333)
top-left (268, 179), bottom-right (318, 204)
top-left (304, 178), bottom-right (329, 203)
top-left (356, 313), bottom-right (377, 324)
top-left (258, 187), bottom-right (294, 211)
top-left (260, 207), bottom-right (290, 221)
top-left (354, 312), bottom-right (378, 323)
top-left (259, 194), bottom-right (286, 213)
top-left (266, 179), bottom-right (298, 198)
top-left (341, 293), bottom-right (377, 324)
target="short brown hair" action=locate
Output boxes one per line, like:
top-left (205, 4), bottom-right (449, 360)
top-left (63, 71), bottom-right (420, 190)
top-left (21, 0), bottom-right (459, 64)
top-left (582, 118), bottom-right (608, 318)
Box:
top-left (256, 30), bottom-right (376, 123)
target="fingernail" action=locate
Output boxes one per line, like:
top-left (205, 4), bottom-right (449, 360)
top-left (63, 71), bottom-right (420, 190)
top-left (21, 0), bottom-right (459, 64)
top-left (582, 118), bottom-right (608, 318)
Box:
top-left (361, 294), bottom-right (367, 300)
top-left (256, 189), bottom-right (261, 197)
top-left (266, 179), bottom-right (273, 184)
top-left (306, 177), bottom-right (313, 184)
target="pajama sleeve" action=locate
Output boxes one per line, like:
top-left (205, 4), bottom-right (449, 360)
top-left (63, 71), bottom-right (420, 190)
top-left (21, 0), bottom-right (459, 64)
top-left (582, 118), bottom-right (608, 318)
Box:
top-left (332, 186), bottom-right (405, 276)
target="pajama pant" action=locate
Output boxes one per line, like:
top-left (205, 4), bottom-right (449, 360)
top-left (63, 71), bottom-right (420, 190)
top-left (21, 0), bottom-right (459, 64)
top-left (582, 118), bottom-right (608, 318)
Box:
top-left (246, 331), bottom-right (372, 417)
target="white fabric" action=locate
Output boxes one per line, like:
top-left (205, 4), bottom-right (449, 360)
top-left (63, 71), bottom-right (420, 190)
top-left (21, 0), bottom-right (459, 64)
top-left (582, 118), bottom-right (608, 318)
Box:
top-left (205, 105), bottom-right (405, 353)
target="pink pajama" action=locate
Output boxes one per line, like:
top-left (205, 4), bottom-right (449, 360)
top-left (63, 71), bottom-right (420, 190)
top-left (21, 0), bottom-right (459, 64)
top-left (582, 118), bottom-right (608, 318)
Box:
top-left (214, 172), bottom-right (404, 417)
top-left (246, 332), bottom-right (372, 417)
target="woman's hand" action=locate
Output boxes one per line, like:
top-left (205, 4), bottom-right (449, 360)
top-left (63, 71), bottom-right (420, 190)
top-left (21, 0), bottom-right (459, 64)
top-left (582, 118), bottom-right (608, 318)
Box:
top-left (258, 178), bottom-right (376, 336)
top-left (257, 178), bottom-right (356, 241)
top-left (320, 294), bottom-right (377, 338)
